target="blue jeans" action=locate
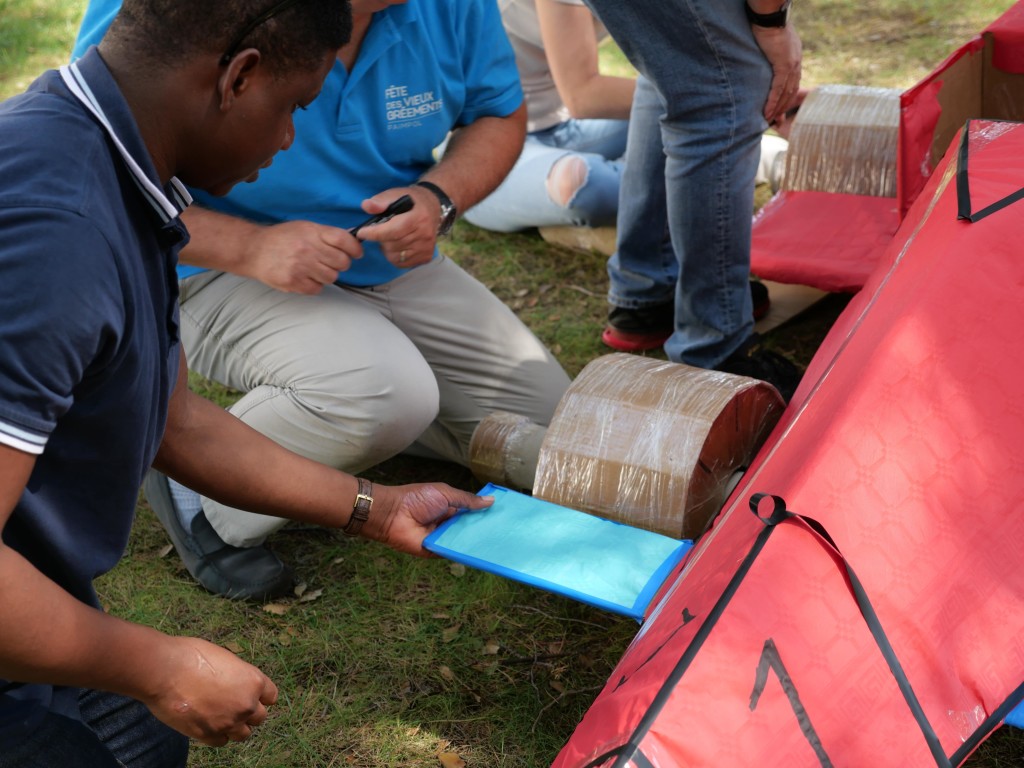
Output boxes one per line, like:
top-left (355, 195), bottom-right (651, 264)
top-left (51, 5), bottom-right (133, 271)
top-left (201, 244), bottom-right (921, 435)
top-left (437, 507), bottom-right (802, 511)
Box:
top-left (591, 0), bottom-right (772, 367)
top-left (463, 117), bottom-right (627, 232)
top-left (0, 690), bottom-right (188, 768)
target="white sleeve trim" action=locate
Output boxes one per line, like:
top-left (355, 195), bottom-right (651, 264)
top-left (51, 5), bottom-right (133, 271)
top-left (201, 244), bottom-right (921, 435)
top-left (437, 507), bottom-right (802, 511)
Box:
top-left (0, 421), bottom-right (47, 455)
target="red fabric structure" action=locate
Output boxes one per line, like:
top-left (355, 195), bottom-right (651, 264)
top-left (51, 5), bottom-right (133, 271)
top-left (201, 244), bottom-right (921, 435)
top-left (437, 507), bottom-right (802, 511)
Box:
top-left (751, 1), bottom-right (1024, 292)
top-left (554, 120), bottom-right (1024, 768)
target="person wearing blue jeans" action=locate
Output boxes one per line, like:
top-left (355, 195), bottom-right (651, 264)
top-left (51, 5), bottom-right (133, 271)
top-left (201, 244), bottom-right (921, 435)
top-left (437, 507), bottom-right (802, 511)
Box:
top-left (464, 0), bottom-right (791, 235)
top-left (586, 0), bottom-right (804, 399)
top-left (464, 116), bottom-right (626, 231)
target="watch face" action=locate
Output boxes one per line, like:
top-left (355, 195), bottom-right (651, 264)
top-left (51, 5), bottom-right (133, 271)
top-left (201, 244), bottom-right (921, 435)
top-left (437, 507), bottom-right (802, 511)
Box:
top-left (439, 204), bottom-right (457, 235)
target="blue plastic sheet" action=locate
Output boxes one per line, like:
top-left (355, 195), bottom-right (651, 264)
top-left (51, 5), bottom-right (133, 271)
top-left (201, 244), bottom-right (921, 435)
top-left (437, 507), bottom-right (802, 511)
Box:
top-left (424, 484), bottom-right (692, 620)
top-left (1006, 700), bottom-right (1024, 728)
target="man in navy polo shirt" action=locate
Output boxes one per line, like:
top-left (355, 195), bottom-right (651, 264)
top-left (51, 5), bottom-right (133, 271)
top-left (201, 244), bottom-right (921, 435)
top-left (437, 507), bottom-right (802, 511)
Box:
top-left (0, 1), bottom-right (490, 765)
top-left (73, 0), bottom-right (572, 604)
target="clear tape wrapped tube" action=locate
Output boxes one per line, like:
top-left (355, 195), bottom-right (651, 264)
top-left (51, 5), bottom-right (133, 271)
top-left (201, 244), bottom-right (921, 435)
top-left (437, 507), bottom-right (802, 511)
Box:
top-left (531, 354), bottom-right (784, 540)
top-left (784, 84), bottom-right (901, 198)
top-left (469, 411), bottom-right (548, 491)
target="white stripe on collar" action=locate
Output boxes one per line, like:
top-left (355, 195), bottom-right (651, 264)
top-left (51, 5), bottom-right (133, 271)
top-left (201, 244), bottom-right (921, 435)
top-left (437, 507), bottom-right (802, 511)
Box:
top-left (59, 62), bottom-right (192, 223)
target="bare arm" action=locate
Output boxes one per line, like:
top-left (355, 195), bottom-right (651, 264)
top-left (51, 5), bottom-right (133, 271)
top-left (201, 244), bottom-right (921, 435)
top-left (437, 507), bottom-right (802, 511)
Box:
top-left (537, 0), bottom-right (635, 121)
top-left (0, 444), bottom-right (277, 746)
top-left (356, 102), bottom-right (528, 269)
top-left (157, 348), bottom-right (492, 555)
top-left (178, 206), bottom-right (362, 295)
top-left (421, 103), bottom-right (527, 216)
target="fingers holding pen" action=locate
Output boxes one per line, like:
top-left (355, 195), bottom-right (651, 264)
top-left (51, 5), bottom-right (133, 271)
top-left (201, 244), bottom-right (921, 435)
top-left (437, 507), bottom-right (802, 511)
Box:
top-left (354, 188), bottom-right (439, 268)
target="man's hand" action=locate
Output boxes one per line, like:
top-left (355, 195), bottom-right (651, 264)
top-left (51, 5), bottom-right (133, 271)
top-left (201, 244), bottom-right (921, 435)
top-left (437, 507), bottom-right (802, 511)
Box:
top-left (361, 484), bottom-right (494, 556)
top-left (752, 24), bottom-right (803, 126)
top-left (239, 220), bottom-right (360, 294)
top-left (355, 187), bottom-right (440, 269)
top-left (143, 637), bottom-right (279, 747)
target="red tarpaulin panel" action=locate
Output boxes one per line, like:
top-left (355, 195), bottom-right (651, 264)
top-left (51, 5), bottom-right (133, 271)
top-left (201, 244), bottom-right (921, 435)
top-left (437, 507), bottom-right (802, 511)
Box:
top-left (987, 1), bottom-right (1024, 72)
top-left (750, 191), bottom-right (899, 294)
top-left (554, 121), bottom-right (1024, 768)
top-left (753, 0), bottom-right (1024, 292)
top-left (897, 37), bottom-right (986, 219)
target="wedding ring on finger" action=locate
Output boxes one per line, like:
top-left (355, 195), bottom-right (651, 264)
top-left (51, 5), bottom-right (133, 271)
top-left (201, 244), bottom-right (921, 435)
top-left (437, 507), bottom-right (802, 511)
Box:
top-left (399, 249), bottom-right (409, 263)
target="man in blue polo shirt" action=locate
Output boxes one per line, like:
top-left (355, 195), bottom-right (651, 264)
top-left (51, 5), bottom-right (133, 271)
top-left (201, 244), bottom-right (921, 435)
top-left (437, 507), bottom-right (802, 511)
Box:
top-left (0, 2), bottom-right (491, 765)
top-left (73, 0), bottom-right (572, 602)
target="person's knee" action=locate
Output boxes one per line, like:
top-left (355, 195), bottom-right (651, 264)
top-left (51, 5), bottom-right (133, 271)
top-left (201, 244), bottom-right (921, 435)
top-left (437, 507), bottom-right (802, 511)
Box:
top-left (545, 153), bottom-right (589, 207)
top-left (288, 361), bottom-right (441, 468)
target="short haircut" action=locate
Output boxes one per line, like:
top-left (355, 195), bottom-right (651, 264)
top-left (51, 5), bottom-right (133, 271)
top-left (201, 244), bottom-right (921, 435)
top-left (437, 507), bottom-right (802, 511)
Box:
top-left (107, 0), bottom-right (351, 75)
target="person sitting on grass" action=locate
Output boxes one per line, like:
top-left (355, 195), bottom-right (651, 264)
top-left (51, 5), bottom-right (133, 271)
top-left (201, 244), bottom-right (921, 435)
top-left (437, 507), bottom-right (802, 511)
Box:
top-left (464, 0), bottom-right (798, 234)
top-left (0, 1), bottom-right (490, 765)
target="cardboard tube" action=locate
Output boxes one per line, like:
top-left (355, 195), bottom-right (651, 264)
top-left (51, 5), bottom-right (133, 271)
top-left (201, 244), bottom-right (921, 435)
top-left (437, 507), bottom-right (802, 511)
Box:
top-left (469, 411), bottom-right (548, 491)
top-left (532, 354), bottom-right (785, 540)
top-left (785, 84), bottom-right (901, 197)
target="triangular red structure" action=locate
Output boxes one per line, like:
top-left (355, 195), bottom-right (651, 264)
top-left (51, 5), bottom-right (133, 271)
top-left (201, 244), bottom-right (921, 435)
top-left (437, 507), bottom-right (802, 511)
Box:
top-left (554, 120), bottom-right (1024, 768)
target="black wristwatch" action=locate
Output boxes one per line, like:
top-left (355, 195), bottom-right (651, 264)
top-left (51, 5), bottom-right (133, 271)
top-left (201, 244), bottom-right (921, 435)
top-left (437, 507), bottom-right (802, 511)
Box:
top-left (745, 0), bottom-right (790, 27)
top-left (415, 180), bottom-right (457, 237)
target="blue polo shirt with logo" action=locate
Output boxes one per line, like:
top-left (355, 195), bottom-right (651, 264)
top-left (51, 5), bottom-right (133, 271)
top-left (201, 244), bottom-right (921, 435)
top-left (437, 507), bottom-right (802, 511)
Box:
top-left (73, 0), bottom-right (523, 287)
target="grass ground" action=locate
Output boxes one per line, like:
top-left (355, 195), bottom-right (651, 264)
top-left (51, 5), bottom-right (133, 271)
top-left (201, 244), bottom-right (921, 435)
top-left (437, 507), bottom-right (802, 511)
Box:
top-left (4, 1), bottom-right (1024, 765)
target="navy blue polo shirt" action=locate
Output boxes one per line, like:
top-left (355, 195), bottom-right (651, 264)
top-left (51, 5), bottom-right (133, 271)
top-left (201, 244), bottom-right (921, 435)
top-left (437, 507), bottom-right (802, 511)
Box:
top-left (0, 48), bottom-right (189, 737)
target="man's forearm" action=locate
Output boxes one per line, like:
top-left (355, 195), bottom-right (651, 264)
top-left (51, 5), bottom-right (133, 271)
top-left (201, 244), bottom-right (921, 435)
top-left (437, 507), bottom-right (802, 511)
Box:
top-left (0, 543), bottom-right (172, 699)
top-left (422, 103), bottom-right (527, 213)
top-left (155, 385), bottom-right (361, 531)
top-left (179, 205), bottom-right (264, 274)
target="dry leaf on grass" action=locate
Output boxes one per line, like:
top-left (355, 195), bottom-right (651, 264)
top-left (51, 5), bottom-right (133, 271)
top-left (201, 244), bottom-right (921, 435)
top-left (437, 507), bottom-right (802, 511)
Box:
top-left (223, 641), bottom-right (244, 654)
top-left (299, 588), bottom-right (324, 603)
top-left (438, 752), bottom-right (466, 768)
top-left (438, 665), bottom-right (456, 682)
top-left (262, 603), bottom-right (290, 615)
top-left (441, 624), bottom-right (461, 643)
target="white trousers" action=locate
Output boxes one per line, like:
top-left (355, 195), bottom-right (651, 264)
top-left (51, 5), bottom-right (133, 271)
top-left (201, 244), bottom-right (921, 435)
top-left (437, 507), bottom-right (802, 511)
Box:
top-left (179, 255), bottom-right (570, 546)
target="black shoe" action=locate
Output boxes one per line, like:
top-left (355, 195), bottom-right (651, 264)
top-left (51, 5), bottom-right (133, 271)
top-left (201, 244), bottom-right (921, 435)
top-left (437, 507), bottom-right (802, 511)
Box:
top-left (602, 301), bottom-right (675, 352)
top-left (750, 280), bottom-right (771, 321)
top-left (715, 333), bottom-right (802, 403)
top-left (142, 470), bottom-right (294, 602)
top-left (603, 282), bottom-right (771, 352)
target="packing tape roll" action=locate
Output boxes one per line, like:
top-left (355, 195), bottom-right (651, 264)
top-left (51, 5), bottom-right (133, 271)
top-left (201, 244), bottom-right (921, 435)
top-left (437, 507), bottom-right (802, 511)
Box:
top-left (469, 410), bottom-right (548, 491)
top-left (532, 354), bottom-right (785, 540)
top-left (785, 84), bottom-right (901, 198)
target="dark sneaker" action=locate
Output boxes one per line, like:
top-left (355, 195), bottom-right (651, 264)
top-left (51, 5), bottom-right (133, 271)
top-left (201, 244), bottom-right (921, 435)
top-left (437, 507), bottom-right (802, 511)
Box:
top-left (602, 282), bottom-right (772, 352)
top-left (750, 280), bottom-right (771, 322)
top-left (143, 470), bottom-right (294, 602)
top-left (715, 333), bottom-right (802, 403)
top-left (602, 301), bottom-right (674, 352)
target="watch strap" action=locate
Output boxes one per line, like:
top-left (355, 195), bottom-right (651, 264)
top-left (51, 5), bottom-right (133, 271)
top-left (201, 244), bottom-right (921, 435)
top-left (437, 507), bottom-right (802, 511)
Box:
top-left (415, 180), bottom-right (457, 236)
top-left (745, 0), bottom-right (790, 27)
top-left (343, 477), bottom-right (374, 536)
